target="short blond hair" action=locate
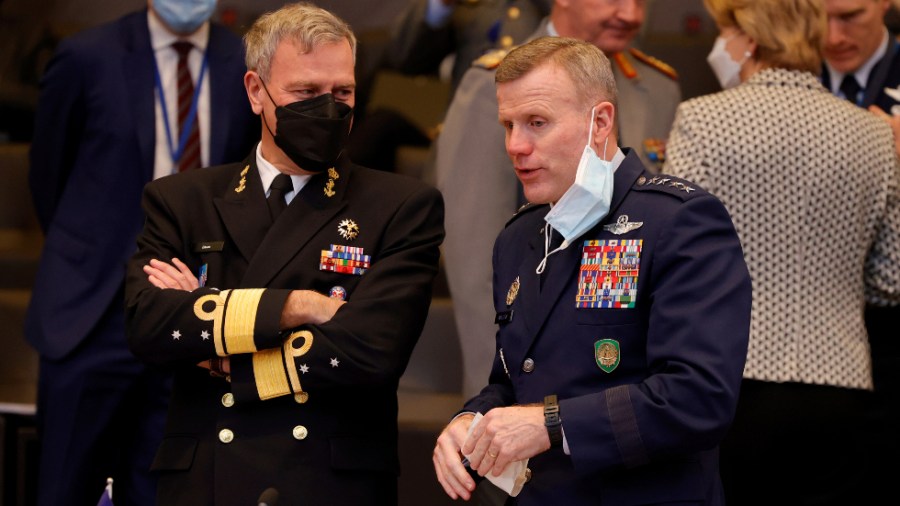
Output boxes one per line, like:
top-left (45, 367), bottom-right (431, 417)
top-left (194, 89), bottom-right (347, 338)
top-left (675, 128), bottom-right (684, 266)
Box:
top-left (704, 0), bottom-right (825, 72)
top-left (496, 37), bottom-right (617, 110)
top-left (244, 2), bottom-right (357, 81)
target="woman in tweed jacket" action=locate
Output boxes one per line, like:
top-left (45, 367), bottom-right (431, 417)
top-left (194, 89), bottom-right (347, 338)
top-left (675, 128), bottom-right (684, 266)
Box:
top-left (664, 0), bottom-right (900, 503)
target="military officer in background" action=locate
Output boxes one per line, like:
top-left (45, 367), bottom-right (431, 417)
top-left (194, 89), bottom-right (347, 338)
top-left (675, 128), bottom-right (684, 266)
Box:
top-left (387, 0), bottom-right (552, 94)
top-left (433, 37), bottom-right (750, 505)
top-left (124, 4), bottom-right (444, 505)
top-left (437, 0), bottom-right (681, 401)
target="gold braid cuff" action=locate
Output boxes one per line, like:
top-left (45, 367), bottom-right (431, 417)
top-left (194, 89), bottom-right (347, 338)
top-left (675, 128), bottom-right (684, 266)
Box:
top-left (195, 291), bottom-right (228, 357)
top-left (284, 331), bottom-right (314, 396)
top-left (223, 288), bottom-right (265, 354)
top-left (252, 348), bottom-right (291, 400)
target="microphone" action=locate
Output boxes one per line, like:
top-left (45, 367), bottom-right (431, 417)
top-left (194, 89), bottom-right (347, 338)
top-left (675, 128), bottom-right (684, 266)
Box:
top-left (257, 487), bottom-right (279, 506)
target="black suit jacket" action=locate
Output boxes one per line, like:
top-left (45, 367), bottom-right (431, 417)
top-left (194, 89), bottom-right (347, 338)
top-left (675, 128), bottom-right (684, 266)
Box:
top-left (822, 37), bottom-right (900, 111)
top-left (26, 10), bottom-right (258, 359)
top-left (125, 153), bottom-right (444, 505)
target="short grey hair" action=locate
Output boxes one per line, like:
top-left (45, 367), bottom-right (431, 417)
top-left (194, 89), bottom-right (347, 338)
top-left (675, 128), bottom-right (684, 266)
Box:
top-left (496, 37), bottom-right (617, 110)
top-left (244, 2), bottom-right (357, 81)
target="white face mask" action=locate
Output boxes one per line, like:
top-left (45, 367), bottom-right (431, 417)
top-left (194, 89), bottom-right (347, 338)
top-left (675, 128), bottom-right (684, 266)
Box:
top-left (537, 107), bottom-right (615, 274)
top-left (707, 35), bottom-right (752, 90)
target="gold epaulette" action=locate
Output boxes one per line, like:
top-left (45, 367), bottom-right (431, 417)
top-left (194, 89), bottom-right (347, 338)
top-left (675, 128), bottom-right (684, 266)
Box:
top-left (612, 52), bottom-right (638, 80)
top-left (629, 48), bottom-right (678, 80)
top-left (473, 48), bottom-right (511, 70)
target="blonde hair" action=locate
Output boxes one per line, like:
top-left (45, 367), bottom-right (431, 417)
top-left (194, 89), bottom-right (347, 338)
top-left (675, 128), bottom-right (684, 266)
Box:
top-left (496, 37), bottom-right (617, 110)
top-left (704, 0), bottom-right (825, 72)
top-left (244, 2), bottom-right (357, 81)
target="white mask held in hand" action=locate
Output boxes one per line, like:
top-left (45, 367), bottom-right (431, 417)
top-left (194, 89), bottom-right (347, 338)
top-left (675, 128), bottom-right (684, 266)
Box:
top-left (538, 107), bottom-right (615, 274)
top-left (707, 35), bottom-right (752, 90)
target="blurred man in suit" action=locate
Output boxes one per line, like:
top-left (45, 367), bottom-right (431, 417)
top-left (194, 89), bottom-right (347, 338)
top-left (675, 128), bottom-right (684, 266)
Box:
top-left (26, 0), bottom-right (257, 503)
top-left (388, 0), bottom-right (552, 94)
top-left (822, 1), bottom-right (900, 499)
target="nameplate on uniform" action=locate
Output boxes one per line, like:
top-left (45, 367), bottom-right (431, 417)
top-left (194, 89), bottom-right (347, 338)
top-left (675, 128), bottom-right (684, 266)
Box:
top-left (320, 244), bottom-right (371, 275)
top-left (194, 241), bottom-right (225, 253)
top-left (576, 239), bottom-right (642, 309)
top-left (495, 310), bottom-right (514, 325)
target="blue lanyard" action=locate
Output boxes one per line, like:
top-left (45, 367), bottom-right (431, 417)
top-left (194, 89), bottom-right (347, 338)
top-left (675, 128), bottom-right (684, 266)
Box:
top-left (153, 48), bottom-right (209, 172)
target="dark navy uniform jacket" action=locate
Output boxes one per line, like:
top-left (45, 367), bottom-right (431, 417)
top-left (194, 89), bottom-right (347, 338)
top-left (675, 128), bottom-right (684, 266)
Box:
top-left (125, 153), bottom-right (444, 505)
top-left (464, 150), bottom-right (751, 505)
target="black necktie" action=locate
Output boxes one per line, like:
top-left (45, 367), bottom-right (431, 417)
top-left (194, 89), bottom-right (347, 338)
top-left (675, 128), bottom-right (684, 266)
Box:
top-left (267, 174), bottom-right (293, 221)
top-left (839, 74), bottom-right (862, 105)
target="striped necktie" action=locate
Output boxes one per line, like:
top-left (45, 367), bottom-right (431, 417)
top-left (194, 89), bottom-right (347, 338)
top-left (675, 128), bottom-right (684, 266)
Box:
top-left (173, 41), bottom-right (201, 171)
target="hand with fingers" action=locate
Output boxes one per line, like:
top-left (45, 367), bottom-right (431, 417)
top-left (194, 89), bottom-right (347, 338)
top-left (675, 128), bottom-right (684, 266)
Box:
top-left (462, 405), bottom-right (549, 479)
top-left (433, 413), bottom-right (478, 500)
top-left (143, 257), bottom-right (199, 291)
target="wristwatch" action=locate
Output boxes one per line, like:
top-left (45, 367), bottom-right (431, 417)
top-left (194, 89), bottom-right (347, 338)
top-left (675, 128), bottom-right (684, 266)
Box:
top-left (544, 394), bottom-right (563, 448)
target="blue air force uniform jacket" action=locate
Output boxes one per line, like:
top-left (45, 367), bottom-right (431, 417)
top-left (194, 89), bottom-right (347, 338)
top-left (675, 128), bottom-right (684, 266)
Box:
top-left (124, 152), bottom-right (444, 506)
top-left (464, 150), bottom-right (751, 505)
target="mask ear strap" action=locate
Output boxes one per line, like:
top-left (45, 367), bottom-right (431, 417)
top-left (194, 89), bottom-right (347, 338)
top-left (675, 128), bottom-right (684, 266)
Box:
top-left (587, 106), bottom-right (596, 145)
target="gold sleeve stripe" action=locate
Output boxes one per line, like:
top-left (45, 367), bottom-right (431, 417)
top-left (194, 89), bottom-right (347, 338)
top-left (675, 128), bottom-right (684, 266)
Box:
top-left (284, 330), bottom-right (314, 394)
top-left (223, 288), bottom-right (265, 354)
top-left (253, 348), bottom-right (291, 400)
top-left (194, 291), bottom-right (228, 357)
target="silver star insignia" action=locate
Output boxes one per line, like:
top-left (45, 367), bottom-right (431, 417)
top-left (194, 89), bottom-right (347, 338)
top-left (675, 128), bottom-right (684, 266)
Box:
top-left (172, 330), bottom-right (181, 340)
top-left (330, 358), bottom-right (340, 368)
top-left (300, 364), bottom-right (309, 374)
top-left (201, 330), bottom-right (210, 340)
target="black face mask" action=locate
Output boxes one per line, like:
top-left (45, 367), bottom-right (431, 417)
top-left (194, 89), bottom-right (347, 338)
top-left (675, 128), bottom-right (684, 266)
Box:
top-left (261, 83), bottom-right (353, 173)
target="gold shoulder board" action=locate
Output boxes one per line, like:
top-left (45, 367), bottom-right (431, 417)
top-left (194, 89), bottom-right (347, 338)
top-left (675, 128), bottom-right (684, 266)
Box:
top-left (629, 48), bottom-right (678, 81)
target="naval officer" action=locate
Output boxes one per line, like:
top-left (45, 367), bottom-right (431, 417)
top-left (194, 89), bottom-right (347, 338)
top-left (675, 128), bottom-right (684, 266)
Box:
top-left (125, 4), bottom-right (445, 504)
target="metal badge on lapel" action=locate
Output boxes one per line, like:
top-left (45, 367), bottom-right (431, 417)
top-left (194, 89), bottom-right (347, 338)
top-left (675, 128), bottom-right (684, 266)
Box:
top-left (577, 239), bottom-right (642, 308)
top-left (594, 339), bottom-right (620, 373)
top-left (603, 215), bottom-right (643, 235)
top-left (320, 245), bottom-right (370, 275)
top-left (329, 286), bottom-right (347, 300)
top-left (337, 219), bottom-right (359, 241)
top-left (324, 167), bottom-right (339, 197)
top-left (235, 165), bottom-right (249, 193)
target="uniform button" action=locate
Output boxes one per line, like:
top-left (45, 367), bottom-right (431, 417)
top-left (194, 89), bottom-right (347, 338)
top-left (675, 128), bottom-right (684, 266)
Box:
top-left (294, 392), bottom-right (309, 404)
top-left (501, 35), bottom-right (514, 48)
top-left (637, 176), bottom-right (647, 186)
top-left (292, 425), bottom-right (308, 440)
top-left (522, 358), bottom-right (535, 373)
top-left (221, 393), bottom-right (235, 407)
top-left (507, 6), bottom-right (521, 19)
top-left (219, 428), bottom-right (234, 444)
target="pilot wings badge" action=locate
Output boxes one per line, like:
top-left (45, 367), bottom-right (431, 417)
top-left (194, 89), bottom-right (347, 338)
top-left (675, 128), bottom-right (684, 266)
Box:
top-left (603, 215), bottom-right (643, 235)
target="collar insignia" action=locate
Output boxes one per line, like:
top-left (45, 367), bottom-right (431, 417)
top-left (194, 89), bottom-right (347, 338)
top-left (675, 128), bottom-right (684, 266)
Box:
top-left (324, 167), bottom-right (339, 197)
top-left (235, 165), bottom-right (249, 193)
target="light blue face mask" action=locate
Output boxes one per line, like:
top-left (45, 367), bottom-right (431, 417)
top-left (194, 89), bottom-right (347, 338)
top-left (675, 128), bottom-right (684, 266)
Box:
top-left (154, 0), bottom-right (216, 35)
top-left (537, 107), bottom-right (615, 274)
